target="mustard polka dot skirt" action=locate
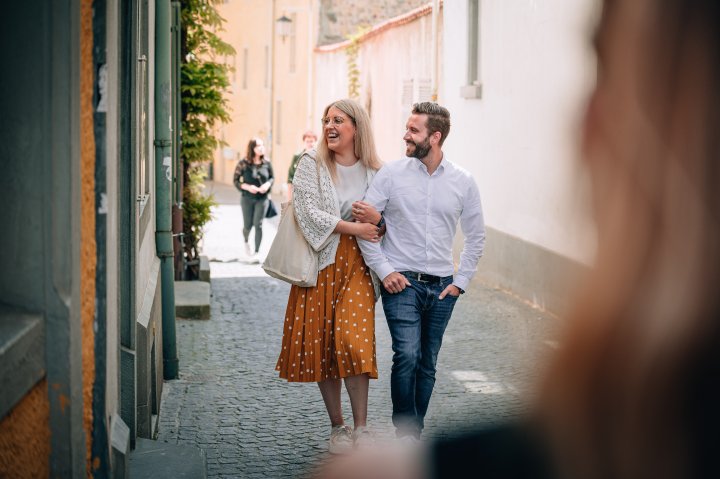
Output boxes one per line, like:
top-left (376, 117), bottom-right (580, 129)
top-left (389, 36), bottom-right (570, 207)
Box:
top-left (276, 234), bottom-right (378, 382)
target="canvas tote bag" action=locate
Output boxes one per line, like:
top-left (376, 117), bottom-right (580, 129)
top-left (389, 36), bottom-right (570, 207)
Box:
top-left (262, 201), bottom-right (319, 287)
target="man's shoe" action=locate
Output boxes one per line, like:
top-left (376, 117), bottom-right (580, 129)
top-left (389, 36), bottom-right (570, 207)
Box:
top-left (352, 426), bottom-right (374, 448)
top-left (328, 425), bottom-right (354, 454)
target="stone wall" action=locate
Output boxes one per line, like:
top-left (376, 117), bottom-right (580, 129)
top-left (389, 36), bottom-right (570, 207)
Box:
top-left (318, 0), bottom-right (429, 45)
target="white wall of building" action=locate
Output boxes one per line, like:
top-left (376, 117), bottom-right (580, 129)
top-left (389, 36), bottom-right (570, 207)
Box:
top-left (314, 8), bottom-right (442, 165)
top-left (443, 0), bottom-right (598, 263)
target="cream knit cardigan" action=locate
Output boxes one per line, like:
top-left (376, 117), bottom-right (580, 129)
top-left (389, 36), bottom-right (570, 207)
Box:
top-left (292, 149), bottom-right (381, 299)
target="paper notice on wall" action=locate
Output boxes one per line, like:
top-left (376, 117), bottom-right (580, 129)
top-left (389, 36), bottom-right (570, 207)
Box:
top-left (163, 157), bottom-right (172, 181)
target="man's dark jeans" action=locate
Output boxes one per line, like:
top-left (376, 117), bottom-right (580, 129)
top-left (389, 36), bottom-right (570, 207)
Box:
top-left (381, 273), bottom-right (459, 437)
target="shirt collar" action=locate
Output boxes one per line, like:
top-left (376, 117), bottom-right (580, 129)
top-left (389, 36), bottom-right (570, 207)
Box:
top-left (413, 154), bottom-right (448, 176)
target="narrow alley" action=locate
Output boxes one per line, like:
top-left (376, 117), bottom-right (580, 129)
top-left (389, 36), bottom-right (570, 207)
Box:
top-left (156, 182), bottom-right (559, 479)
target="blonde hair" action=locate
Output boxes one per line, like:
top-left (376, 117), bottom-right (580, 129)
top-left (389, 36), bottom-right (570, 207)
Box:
top-left (316, 98), bottom-right (382, 180)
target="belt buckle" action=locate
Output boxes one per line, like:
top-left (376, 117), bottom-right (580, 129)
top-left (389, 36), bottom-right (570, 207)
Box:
top-left (416, 272), bottom-right (427, 283)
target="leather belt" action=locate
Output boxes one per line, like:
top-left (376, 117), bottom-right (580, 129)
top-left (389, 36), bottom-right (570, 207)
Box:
top-left (400, 271), bottom-right (443, 283)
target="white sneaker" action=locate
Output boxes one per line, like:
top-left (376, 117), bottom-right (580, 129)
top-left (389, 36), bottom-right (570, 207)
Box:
top-left (244, 242), bottom-right (252, 257)
top-left (352, 426), bottom-right (374, 448)
top-left (397, 435), bottom-right (421, 447)
top-left (328, 425), bottom-right (354, 455)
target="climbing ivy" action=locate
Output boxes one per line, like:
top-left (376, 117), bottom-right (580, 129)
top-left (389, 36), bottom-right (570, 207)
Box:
top-left (180, 0), bottom-right (234, 277)
top-left (345, 26), bottom-right (370, 100)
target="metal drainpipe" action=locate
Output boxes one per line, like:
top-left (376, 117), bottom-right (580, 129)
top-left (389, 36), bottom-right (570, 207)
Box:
top-left (155, 0), bottom-right (179, 380)
top-left (171, 1), bottom-right (185, 280)
top-left (268, 0), bottom-right (276, 155)
top-left (431, 0), bottom-right (440, 101)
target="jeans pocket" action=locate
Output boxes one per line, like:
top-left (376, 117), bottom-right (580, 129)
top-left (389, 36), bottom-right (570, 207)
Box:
top-left (439, 293), bottom-right (459, 302)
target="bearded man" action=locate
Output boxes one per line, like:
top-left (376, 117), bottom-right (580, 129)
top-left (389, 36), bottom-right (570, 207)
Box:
top-left (354, 102), bottom-right (486, 440)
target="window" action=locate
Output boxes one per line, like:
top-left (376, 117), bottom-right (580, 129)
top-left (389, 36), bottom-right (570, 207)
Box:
top-left (401, 78), bottom-right (433, 121)
top-left (264, 46), bottom-right (270, 88)
top-left (242, 48), bottom-right (248, 89)
top-left (135, 0), bottom-right (151, 231)
top-left (461, 0), bottom-right (483, 99)
top-left (289, 13), bottom-right (297, 73)
top-left (275, 99), bottom-right (282, 145)
top-left (232, 54), bottom-right (237, 87)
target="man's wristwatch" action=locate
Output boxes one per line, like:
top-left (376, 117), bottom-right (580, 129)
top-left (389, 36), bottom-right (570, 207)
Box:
top-left (376, 215), bottom-right (385, 228)
top-left (455, 285), bottom-right (465, 294)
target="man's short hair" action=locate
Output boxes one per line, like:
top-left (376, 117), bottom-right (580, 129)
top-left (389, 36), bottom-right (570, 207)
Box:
top-left (412, 102), bottom-right (451, 146)
top-left (302, 130), bottom-right (317, 141)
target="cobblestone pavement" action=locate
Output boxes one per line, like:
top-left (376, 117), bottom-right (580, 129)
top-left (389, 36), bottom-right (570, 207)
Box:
top-left (157, 182), bottom-right (560, 478)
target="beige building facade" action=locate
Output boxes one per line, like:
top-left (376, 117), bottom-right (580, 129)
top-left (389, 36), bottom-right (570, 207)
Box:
top-left (213, 0), bottom-right (435, 194)
top-left (214, 0), bottom-right (318, 194)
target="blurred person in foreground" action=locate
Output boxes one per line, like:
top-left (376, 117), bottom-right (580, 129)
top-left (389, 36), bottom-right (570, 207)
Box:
top-left (288, 130), bottom-right (318, 199)
top-left (316, 0), bottom-right (720, 477)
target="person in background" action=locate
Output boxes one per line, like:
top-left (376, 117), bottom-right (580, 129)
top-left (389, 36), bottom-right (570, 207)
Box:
top-left (317, 0), bottom-right (720, 477)
top-left (288, 130), bottom-right (318, 199)
top-left (275, 99), bottom-right (385, 454)
top-left (233, 137), bottom-right (274, 258)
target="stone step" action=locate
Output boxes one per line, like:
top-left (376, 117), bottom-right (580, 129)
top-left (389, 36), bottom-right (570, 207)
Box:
top-left (199, 255), bottom-right (211, 283)
top-left (129, 438), bottom-right (206, 479)
top-left (174, 281), bottom-right (210, 320)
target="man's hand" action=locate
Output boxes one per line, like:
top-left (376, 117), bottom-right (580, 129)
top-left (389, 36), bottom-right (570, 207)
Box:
top-left (382, 272), bottom-right (411, 294)
top-left (352, 201), bottom-right (382, 225)
top-left (438, 284), bottom-right (461, 300)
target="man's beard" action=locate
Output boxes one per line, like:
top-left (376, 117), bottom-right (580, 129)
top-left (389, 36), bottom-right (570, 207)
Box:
top-left (407, 136), bottom-right (431, 159)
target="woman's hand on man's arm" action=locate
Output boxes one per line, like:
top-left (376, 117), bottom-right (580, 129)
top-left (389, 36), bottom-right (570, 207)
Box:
top-left (334, 220), bottom-right (380, 242)
top-left (351, 201), bottom-right (382, 225)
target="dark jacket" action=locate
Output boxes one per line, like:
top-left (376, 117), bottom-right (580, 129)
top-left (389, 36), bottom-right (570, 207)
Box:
top-left (233, 158), bottom-right (274, 199)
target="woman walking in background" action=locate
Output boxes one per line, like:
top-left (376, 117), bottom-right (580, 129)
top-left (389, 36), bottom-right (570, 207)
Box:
top-left (276, 99), bottom-right (384, 454)
top-left (233, 137), bottom-right (274, 258)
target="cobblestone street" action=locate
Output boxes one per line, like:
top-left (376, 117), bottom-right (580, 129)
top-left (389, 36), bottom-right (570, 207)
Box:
top-left (157, 182), bottom-right (559, 479)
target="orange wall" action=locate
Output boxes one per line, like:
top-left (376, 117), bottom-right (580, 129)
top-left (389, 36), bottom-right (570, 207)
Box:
top-left (0, 380), bottom-right (51, 478)
top-left (0, 0), bottom-right (97, 476)
top-left (81, 0), bottom-right (97, 475)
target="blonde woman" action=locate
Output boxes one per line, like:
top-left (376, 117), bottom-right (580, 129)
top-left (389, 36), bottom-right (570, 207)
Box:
top-left (276, 99), bottom-right (384, 453)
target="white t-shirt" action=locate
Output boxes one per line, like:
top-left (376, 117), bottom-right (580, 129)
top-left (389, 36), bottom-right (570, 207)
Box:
top-left (336, 161), bottom-right (368, 221)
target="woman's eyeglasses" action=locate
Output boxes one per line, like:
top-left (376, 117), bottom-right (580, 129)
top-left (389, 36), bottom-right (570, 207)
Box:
top-left (321, 116), bottom-right (348, 127)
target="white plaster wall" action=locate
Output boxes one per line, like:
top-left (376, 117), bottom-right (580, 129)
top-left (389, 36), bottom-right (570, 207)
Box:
top-left (443, 0), bottom-right (598, 263)
top-left (314, 11), bottom-right (442, 164)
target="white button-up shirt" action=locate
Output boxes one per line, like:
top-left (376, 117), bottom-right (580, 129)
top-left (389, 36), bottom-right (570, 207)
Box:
top-left (358, 156), bottom-right (485, 291)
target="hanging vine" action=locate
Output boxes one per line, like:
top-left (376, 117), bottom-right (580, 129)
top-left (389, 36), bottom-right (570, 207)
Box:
top-left (345, 26), bottom-right (369, 100)
top-left (180, 0), bottom-right (235, 278)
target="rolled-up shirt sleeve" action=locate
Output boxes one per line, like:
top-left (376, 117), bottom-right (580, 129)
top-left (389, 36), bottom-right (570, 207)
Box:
top-left (453, 178), bottom-right (485, 291)
top-left (357, 167), bottom-right (395, 281)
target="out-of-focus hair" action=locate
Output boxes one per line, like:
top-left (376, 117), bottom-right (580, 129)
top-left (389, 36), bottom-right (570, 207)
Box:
top-left (245, 137), bottom-right (265, 163)
top-left (317, 99), bottom-right (382, 180)
top-left (540, 1), bottom-right (720, 478)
